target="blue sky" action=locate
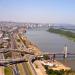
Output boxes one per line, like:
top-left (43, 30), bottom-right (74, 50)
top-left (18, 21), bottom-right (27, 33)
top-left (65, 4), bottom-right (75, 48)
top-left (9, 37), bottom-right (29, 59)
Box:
top-left (0, 0), bottom-right (75, 24)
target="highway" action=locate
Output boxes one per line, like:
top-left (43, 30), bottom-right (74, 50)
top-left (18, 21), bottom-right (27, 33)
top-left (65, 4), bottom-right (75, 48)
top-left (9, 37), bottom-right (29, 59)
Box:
top-left (10, 32), bottom-right (20, 75)
top-left (0, 28), bottom-right (37, 75)
top-left (22, 62), bottom-right (30, 75)
top-left (17, 33), bottom-right (37, 75)
top-left (0, 49), bottom-right (34, 55)
top-left (0, 57), bottom-right (28, 66)
top-left (0, 36), bottom-right (5, 75)
top-left (29, 55), bottom-right (37, 75)
top-left (0, 53), bottom-right (5, 75)
top-left (10, 32), bottom-right (34, 75)
top-left (15, 33), bottom-right (32, 75)
top-left (12, 64), bottom-right (20, 75)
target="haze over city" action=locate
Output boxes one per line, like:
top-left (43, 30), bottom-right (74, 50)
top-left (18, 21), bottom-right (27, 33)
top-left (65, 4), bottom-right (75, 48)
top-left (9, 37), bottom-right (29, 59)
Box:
top-left (0, 0), bottom-right (75, 24)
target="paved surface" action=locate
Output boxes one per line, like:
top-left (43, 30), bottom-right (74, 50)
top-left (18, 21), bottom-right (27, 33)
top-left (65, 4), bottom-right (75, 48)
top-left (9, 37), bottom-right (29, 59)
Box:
top-left (12, 64), bottom-right (20, 75)
top-left (11, 32), bottom-right (33, 75)
top-left (0, 53), bottom-right (5, 75)
top-left (0, 30), bottom-right (37, 75)
top-left (0, 49), bottom-right (34, 55)
top-left (22, 62), bottom-right (30, 75)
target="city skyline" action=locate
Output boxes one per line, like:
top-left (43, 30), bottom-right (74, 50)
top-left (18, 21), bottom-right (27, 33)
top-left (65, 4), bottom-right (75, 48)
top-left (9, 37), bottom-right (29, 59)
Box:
top-left (0, 0), bottom-right (75, 24)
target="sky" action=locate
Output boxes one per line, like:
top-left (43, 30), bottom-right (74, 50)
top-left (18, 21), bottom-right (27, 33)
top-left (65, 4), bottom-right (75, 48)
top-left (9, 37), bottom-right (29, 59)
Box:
top-left (0, 0), bottom-right (75, 24)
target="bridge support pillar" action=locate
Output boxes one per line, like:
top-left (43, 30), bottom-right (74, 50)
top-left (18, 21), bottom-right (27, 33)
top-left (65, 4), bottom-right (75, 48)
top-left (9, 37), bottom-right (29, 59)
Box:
top-left (64, 45), bottom-right (68, 58)
top-left (53, 54), bottom-right (55, 62)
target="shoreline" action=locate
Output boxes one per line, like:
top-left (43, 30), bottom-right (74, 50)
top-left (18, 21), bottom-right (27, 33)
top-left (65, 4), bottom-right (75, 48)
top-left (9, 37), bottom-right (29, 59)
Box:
top-left (19, 33), bottom-right (41, 55)
top-left (48, 28), bottom-right (75, 41)
top-left (21, 33), bottom-right (71, 70)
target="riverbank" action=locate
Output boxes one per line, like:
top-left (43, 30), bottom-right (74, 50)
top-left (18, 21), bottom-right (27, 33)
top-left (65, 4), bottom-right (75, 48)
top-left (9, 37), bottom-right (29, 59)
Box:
top-left (41, 60), bottom-right (70, 71)
top-left (33, 60), bottom-right (72, 75)
top-left (21, 33), bottom-right (71, 72)
top-left (18, 34), bottom-right (41, 55)
top-left (48, 28), bottom-right (75, 41)
top-left (44, 67), bottom-right (75, 75)
top-left (27, 28), bottom-right (75, 71)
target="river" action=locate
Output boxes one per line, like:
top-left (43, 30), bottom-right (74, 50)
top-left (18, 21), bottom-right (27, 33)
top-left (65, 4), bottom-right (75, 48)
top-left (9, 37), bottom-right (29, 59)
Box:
top-left (26, 27), bottom-right (75, 70)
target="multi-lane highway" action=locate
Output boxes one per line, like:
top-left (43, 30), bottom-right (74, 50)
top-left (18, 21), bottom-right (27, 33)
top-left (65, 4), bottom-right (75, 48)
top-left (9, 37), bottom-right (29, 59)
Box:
top-left (0, 27), bottom-right (37, 75)
top-left (10, 32), bottom-right (21, 75)
top-left (17, 33), bottom-right (38, 75)
top-left (15, 33), bottom-right (32, 75)
top-left (10, 31), bottom-right (35, 75)
top-left (0, 53), bottom-right (5, 75)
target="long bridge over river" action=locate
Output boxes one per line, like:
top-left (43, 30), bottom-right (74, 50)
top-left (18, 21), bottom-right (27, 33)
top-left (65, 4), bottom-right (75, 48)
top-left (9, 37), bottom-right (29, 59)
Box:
top-left (42, 52), bottom-right (75, 59)
top-left (0, 45), bottom-right (75, 66)
top-left (42, 46), bottom-right (75, 59)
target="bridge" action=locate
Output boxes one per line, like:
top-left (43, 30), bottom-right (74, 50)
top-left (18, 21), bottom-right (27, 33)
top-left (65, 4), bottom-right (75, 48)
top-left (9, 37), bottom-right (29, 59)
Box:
top-left (42, 46), bottom-right (75, 59)
top-left (42, 52), bottom-right (75, 59)
top-left (0, 48), bottom-right (34, 55)
top-left (0, 48), bottom-right (34, 66)
top-left (0, 56), bottom-right (27, 66)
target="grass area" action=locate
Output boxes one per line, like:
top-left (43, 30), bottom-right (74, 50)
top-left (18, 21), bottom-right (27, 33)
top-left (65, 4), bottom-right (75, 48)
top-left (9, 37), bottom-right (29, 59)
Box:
top-left (35, 64), bottom-right (38, 68)
top-left (17, 64), bottom-right (25, 75)
top-left (4, 67), bottom-right (13, 75)
top-left (48, 28), bottom-right (75, 41)
top-left (25, 62), bottom-right (33, 75)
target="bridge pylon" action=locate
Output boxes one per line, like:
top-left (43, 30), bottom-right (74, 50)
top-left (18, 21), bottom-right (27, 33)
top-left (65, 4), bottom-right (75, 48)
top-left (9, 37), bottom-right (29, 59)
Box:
top-left (64, 45), bottom-right (68, 58)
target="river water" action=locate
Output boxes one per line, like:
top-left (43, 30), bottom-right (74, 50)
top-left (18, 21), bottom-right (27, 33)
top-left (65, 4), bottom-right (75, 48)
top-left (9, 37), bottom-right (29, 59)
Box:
top-left (26, 27), bottom-right (75, 70)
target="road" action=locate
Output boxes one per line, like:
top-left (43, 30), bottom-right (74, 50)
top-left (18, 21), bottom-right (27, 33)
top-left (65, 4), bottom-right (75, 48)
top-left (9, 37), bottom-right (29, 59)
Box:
top-left (12, 64), bottom-right (20, 75)
top-left (0, 53), bottom-right (5, 75)
top-left (0, 29), bottom-right (37, 75)
top-left (10, 32), bottom-right (34, 75)
top-left (0, 34), bottom-right (5, 75)
top-left (17, 33), bottom-right (37, 75)
top-left (29, 55), bottom-right (37, 75)
top-left (10, 32), bottom-right (21, 75)
top-left (15, 33), bottom-right (32, 75)
top-left (0, 49), bottom-right (34, 55)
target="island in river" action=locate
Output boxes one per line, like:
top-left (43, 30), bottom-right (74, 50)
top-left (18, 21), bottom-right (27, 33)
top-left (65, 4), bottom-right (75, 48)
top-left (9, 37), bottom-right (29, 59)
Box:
top-left (48, 28), bottom-right (75, 41)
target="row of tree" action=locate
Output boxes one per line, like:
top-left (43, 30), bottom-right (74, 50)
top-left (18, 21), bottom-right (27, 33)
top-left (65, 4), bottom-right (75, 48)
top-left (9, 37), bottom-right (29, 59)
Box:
top-left (48, 28), bottom-right (75, 39)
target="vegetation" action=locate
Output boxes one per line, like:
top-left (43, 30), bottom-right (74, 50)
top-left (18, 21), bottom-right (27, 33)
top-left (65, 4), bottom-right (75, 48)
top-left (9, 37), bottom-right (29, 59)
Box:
top-left (0, 43), bottom-right (4, 48)
top-left (5, 67), bottom-right (13, 75)
top-left (43, 54), bottom-right (50, 60)
top-left (4, 52), bottom-right (12, 59)
top-left (35, 64), bottom-right (38, 68)
top-left (48, 28), bottom-right (75, 41)
top-left (44, 65), bottom-right (75, 75)
top-left (17, 38), bottom-right (20, 42)
top-left (24, 62), bottom-right (33, 75)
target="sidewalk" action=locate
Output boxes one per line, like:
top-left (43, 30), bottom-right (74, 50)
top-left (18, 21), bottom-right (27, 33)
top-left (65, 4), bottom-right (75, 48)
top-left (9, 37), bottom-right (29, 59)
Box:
top-left (0, 67), bottom-right (4, 75)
